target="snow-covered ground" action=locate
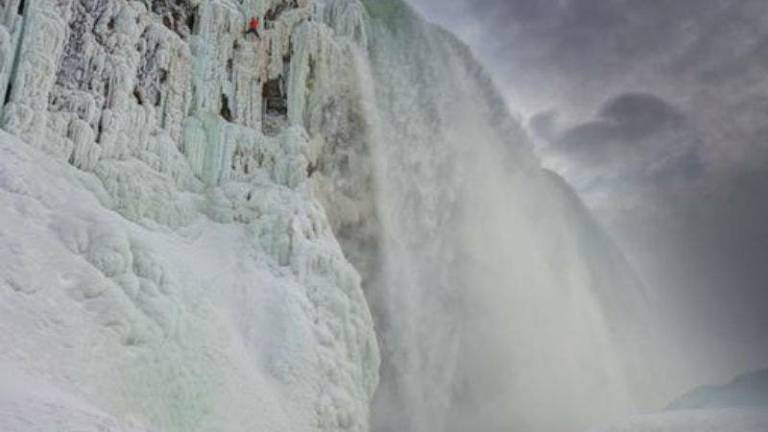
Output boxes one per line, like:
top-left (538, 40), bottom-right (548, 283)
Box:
top-left (0, 87), bottom-right (376, 431)
top-left (590, 409), bottom-right (768, 432)
top-left (669, 369), bottom-right (768, 411)
top-left (0, 363), bottom-right (148, 431)
top-left (591, 368), bottom-right (768, 432)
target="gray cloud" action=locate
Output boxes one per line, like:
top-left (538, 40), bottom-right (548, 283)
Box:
top-left (556, 92), bottom-right (684, 148)
top-left (529, 109), bottom-right (558, 142)
top-left (541, 93), bottom-right (695, 179)
top-left (599, 93), bottom-right (684, 136)
top-left (412, 0), bottom-right (768, 115)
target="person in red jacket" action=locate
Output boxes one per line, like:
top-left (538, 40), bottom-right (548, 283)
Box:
top-left (245, 17), bottom-right (260, 39)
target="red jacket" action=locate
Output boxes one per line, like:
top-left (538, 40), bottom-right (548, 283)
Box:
top-left (248, 18), bottom-right (259, 30)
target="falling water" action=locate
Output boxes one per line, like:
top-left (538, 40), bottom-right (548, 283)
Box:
top-left (343, 1), bottom-right (656, 431)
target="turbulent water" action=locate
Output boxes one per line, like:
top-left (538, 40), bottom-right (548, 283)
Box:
top-left (0, 0), bottom-right (657, 431)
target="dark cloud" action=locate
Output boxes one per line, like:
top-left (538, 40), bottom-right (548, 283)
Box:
top-left (599, 93), bottom-right (684, 135)
top-left (548, 92), bottom-right (688, 169)
top-left (561, 92), bottom-right (682, 144)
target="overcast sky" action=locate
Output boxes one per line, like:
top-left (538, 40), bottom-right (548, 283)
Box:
top-left (408, 0), bottom-right (768, 387)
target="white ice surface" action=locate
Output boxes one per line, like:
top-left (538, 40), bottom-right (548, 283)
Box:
top-left (0, 118), bottom-right (376, 432)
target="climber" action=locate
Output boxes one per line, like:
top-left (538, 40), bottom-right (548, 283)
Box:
top-left (245, 17), bottom-right (261, 40)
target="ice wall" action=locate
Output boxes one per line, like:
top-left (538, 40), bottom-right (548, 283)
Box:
top-left (0, 0), bottom-right (380, 431)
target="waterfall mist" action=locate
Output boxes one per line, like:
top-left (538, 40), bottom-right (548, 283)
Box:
top-left (346, 1), bottom-right (663, 431)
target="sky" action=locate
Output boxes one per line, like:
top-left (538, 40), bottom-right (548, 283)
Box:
top-left (408, 0), bottom-right (768, 388)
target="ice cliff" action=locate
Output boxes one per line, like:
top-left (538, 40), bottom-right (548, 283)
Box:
top-left (0, 0), bottom-right (378, 431)
top-left (0, 0), bottom-right (656, 431)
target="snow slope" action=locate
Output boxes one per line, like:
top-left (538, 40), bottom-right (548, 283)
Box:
top-left (0, 363), bottom-right (149, 431)
top-left (0, 121), bottom-right (377, 431)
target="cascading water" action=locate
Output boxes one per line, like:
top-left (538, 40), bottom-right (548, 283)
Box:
top-left (343, 1), bottom-right (656, 431)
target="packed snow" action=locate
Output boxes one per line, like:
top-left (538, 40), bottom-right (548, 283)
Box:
top-left (0, 364), bottom-right (149, 431)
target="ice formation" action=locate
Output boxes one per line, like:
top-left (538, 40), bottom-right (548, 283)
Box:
top-left (0, 0), bottom-right (378, 431)
top-left (0, 0), bottom-right (661, 431)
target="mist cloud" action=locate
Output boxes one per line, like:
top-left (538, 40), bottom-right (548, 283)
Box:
top-left (409, 0), bottom-right (768, 387)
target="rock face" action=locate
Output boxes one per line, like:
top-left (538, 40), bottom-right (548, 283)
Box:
top-left (0, 0), bottom-right (379, 431)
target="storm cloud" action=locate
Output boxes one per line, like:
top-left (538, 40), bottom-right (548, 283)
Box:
top-left (552, 93), bottom-right (685, 158)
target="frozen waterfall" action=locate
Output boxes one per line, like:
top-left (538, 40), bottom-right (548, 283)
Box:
top-left (0, 0), bottom-right (658, 431)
